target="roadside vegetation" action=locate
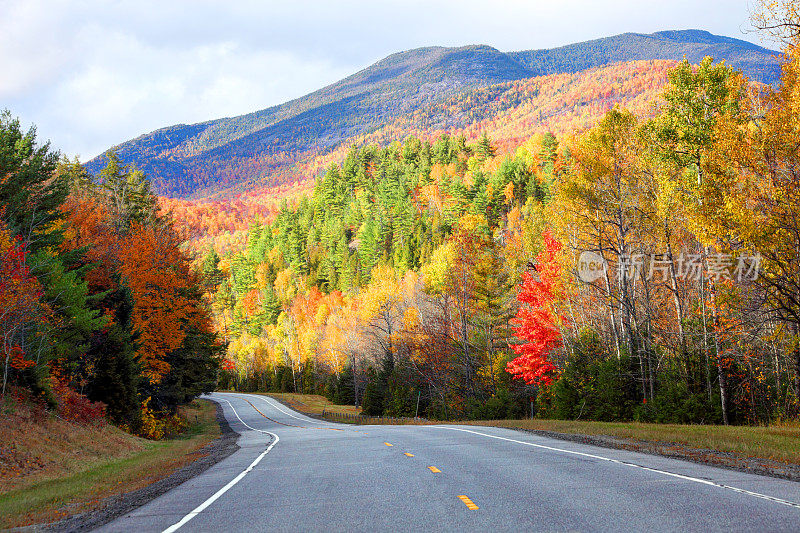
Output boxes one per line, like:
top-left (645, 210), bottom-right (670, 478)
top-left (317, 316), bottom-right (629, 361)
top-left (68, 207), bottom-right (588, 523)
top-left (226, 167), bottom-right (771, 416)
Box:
top-left (1, 80), bottom-right (224, 525)
top-left (1, 114), bottom-right (222, 434)
top-left (0, 397), bottom-right (219, 529)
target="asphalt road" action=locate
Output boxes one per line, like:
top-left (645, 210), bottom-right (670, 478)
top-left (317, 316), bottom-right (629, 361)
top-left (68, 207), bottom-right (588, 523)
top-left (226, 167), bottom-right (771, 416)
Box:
top-left (96, 392), bottom-right (800, 532)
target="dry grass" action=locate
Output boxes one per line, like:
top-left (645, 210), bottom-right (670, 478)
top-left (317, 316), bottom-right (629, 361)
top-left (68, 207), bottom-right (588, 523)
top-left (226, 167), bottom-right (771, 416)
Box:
top-left (0, 399), bottom-right (143, 494)
top-left (464, 419), bottom-right (800, 465)
top-left (0, 399), bottom-right (219, 529)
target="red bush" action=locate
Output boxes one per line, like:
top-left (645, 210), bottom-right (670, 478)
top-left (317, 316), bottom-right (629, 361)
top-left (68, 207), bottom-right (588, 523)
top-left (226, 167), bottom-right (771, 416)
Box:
top-left (50, 379), bottom-right (106, 425)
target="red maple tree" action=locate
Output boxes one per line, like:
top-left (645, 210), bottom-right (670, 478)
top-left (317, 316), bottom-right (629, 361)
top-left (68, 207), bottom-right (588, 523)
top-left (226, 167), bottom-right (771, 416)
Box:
top-left (506, 229), bottom-right (564, 386)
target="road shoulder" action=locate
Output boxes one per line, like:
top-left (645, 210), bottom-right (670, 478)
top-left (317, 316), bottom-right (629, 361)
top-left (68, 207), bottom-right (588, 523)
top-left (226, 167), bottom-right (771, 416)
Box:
top-left (47, 400), bottom-right (239, 532)
top-left (480, 425), bottom-right (800, 483)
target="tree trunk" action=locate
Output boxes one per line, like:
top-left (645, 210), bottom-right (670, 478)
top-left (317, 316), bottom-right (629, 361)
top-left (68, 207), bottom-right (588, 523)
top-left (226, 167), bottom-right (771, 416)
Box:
top-left (2, 350), bottom-right (10, 397)
top-left (713, 308), bottom-right (729, 425)
top-left (603, 268), bottom-right (622, 360)
top-left (705, 251), bottom-right (729, 425)
top-left (665, 228), bottom-right (687, 365)
top-left (793, 322), bottom-right (800, 401)
top-left (699, 255), bottom-right (713, 402)
top-left (352, 353), bottom-right (359, 409)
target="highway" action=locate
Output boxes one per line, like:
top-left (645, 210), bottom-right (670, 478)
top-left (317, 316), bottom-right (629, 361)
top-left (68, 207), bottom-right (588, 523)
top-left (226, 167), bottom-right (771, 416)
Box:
top-left (96, 392), bottom-right (800, 532)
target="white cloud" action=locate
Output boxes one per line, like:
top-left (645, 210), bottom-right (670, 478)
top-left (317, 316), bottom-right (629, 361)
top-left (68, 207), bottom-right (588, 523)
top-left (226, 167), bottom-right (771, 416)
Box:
top-left (0, 0), bottom-right (766, 160)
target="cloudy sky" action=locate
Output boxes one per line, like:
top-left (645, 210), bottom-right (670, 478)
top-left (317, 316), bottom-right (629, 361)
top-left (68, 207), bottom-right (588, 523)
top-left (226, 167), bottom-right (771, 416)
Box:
top-left (1, 0), bottom-right (771, 161)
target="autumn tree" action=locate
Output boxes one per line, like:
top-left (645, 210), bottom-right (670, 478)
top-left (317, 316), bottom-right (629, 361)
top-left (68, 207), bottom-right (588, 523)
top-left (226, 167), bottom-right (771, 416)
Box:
top-left (118, 223), bottom-right (193, 384)
top-left (58, 195), bottom-right (141, 424)
top-left (751, 0), bottom-right (800, 45)
top-left (557, 108), bottom-right (655, 362)
top-left (0, 112), bottom-right (104, 402)
top-left (506, 229), bottom-right (564, 386)
top-left (0, 219), bottom-right (47, 395)
top-left (711, 44), bottom-right (800, 405)
top-left (653, 57), bottom-right (745, 424)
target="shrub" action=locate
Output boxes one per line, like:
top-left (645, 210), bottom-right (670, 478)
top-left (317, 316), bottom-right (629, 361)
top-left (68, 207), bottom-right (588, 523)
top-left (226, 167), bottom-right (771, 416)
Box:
top-left (360, 369), bottom-right (384, 416)
top-left (466, 388), bottom-right (524, 420)
top-left (138, 396), bottom-right (188, 440)
top-left (539, 329), bottom-right (638, 421)
top-left (635, 379), bottom-right (722, 424)
top-left (334, 367), bottom-right (355, 405)
top-left (50, 378), bottom-right (106, 425)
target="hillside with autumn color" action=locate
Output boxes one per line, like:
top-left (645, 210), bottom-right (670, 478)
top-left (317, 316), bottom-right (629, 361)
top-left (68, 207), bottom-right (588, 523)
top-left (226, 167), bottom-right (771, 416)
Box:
top-left (157, 59), bottom-right (681, 246)
top-left (300, 60), bottom-right (678, 188)
top-left (205, 47), bottom-right (800, 424)
top-left (84, 30), bottom-right (780, 204)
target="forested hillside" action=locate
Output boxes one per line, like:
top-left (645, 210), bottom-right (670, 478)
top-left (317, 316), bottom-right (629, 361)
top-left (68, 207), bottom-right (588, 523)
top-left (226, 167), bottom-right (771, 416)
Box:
top-left (210, 47), bottom-right (800, 424)
top-left (165, 59), bottom-right (678, 248)
top-left (84, 30), bottom-right (780, 202)
top-left (304, 60), bottom-right (677, 185)
top-left (84, 44), bottom-right (534, 199)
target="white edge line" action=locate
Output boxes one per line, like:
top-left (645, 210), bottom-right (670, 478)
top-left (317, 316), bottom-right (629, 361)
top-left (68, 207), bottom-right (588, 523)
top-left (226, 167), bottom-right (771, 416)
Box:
top-left (228, 392), bottom-right (369, 435)
top-left (430, 426), bottom-right (800, 510)
top-left (162, 397), bottom-right (279, 533)
top-left (245, 392), bottom-right (331, 425)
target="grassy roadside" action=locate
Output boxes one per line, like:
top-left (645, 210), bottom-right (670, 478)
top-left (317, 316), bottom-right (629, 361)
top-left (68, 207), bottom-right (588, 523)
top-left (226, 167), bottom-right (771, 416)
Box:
top-left (464, 418), bottom-right (800, 465)
top-left (262, 392), bottom-right (800, 466)
top-left (0, 399), bottom-right (220, 529)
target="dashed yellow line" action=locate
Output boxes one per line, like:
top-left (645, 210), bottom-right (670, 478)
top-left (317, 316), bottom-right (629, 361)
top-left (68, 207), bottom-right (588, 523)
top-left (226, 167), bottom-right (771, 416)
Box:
top-left (404, 452), bottom-right (414, 457)
top-left (428, 466), bottom-right (441, 473)
top-left (458, 495), bottom-right (479, 510)
top-left (384, 442), bottom-right (393, 446)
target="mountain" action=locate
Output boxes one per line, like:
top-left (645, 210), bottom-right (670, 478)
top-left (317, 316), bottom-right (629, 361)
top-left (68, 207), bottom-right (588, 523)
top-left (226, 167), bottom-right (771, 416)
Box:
top-left (162, 59), bottom-right (679, 246)
top-left (84, 30), bottom-right (781, 200)
top-left (509, 30), bottom-right (780, 84)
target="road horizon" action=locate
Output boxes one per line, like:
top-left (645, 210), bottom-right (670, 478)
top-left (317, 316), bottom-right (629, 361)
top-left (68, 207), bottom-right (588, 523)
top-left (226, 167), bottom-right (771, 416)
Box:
top-left (96, 392), bottom-right (800, 532)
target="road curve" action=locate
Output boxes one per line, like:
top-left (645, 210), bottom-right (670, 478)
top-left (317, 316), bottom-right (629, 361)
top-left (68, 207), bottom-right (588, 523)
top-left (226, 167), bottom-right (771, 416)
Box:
top-left (96, 392), bottom-right (800, 532)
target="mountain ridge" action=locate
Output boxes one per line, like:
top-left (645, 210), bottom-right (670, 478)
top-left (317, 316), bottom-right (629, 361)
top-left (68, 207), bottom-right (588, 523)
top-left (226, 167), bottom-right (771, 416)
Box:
top-left (84, 30), bottom-right (781, 200)
top-left (508, 29), bottom-right (778, 83)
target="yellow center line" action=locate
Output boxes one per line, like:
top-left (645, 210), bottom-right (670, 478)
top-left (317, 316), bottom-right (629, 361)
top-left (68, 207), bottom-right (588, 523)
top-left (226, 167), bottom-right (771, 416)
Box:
top-left (428, 466), bottom-right (441, 473)
top-left (384, 442), bottom-right (393, 446)
top-left (404, 452), bottom-right (414, 457)
top-left (458, 495), bottom-right (479, 510)
top-left (243, 399), bottom-right (305, 428)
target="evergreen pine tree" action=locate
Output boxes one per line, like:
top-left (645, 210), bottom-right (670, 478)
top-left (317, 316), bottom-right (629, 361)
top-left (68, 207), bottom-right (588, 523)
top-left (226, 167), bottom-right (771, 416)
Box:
top-left (201, 248), bottom-right (223, 290)
top-left (0, 111), bottom-right (67, 252)
top-left (476, 132), bottom-right (496, 161)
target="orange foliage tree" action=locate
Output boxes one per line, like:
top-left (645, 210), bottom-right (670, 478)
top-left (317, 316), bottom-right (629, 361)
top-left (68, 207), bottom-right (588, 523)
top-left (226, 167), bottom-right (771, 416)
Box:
top-left (118, 223), bottom-right (196, 383)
